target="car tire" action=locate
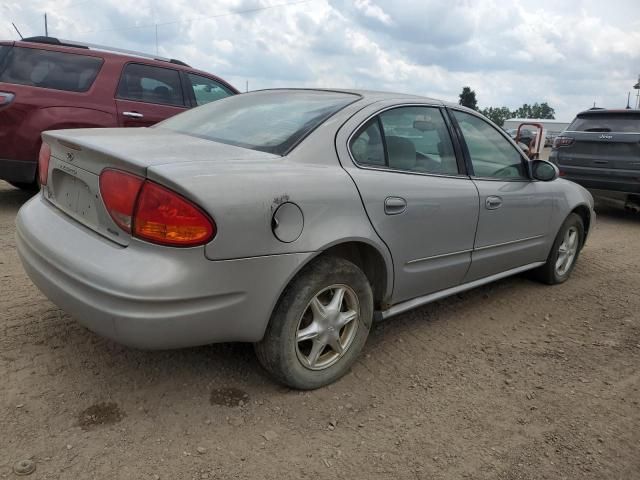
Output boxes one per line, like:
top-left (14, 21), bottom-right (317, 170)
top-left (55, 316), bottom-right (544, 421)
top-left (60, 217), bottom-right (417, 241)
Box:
top-left (255, 256), bottom-right (373, 390)
top-left (534, 213), bottom-right (584, 285)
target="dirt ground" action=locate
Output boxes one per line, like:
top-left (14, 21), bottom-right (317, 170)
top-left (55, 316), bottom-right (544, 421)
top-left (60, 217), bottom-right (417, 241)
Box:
top-left (0, 179), bottom-right (638, 480)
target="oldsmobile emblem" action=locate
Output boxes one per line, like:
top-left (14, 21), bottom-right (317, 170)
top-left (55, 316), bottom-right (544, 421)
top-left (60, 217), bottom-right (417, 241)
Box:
top-left (66, 152), bottom-right (75, 162)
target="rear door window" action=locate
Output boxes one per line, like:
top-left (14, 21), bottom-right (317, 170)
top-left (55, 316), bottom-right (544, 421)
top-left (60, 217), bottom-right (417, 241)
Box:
top-left (117, 63), bottom-right (185, 106)
top-left (187, 73), bottom-right (233, 106)
top-left (350, 106), bottom-right (460, 175)
top-left (568, 114), bottom-right (640, 133)
top-left (0, 46), bottom-right (102, 92)
top-left (379, 107), bottom-right (459, 175)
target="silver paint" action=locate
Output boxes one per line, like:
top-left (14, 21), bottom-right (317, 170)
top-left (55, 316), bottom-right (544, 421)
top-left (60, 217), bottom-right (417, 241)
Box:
top-left (17, 90), bottom-right (595, 349)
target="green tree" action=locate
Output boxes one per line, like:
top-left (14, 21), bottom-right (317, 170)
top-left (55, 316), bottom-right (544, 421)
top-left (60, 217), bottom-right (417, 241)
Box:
top-left (513, 102), bottom-right (555, 119)
top-left (480, 106), bottom-right (512, 127)
top-left (458, 86), bottom-right (478, 111)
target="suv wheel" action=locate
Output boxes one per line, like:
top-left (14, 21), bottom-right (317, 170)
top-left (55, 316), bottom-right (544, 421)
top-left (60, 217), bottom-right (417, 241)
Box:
top-left (255, 256), bottom-right (373, 390)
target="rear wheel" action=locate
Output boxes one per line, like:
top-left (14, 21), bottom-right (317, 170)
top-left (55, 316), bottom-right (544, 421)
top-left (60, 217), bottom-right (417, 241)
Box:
top-left (255, 256), bottom-right (373, 390)
top-left (534, 213), bottom-right (584, 285)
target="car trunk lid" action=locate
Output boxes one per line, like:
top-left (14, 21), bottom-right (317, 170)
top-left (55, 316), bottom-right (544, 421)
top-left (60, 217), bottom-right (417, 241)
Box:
top-left (41, 127), bottom-right (277, 246)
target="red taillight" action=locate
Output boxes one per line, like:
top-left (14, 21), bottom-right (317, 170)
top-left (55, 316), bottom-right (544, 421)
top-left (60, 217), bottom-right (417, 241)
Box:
top-left (99, 169), bottom-right (144, 233)
top-left (133, 181), bottom-right (215, 247)
top-left (0, 92), bottom-right (15, 107)
top-left (38, 143), bottom-right (51, 186)
top-left (552, 136), bottom-right (574, 149)
top-left (99, 169), bottom-right (215, 247)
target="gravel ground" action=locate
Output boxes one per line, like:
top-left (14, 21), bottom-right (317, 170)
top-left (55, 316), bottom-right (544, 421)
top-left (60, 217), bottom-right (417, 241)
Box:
top-left (1, 179), bottom-right (638, 480)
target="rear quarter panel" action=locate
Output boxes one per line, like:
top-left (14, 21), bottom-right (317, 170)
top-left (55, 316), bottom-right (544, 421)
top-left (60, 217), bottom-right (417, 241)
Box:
top-left (148, 160), bottom-right (385, 255)
top-left (146, 112), bottom-right (394, 299)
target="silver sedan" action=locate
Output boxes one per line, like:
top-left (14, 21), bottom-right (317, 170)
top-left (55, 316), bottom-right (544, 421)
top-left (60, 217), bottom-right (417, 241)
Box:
top-left (16, 89), bottom-right (595, 389)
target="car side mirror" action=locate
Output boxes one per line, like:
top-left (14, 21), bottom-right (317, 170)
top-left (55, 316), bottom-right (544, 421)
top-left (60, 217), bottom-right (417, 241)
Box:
top-left (531, 159), bottom-right (559, 182)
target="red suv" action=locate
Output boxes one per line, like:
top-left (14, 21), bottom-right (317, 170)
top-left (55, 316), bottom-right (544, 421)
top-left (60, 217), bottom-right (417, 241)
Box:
top-left (0, 36), bottom-right (238, 188)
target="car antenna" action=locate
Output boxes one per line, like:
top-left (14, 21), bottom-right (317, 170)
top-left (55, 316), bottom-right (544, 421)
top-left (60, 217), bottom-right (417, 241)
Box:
top-left (12, 22), bottom-right (24, 39)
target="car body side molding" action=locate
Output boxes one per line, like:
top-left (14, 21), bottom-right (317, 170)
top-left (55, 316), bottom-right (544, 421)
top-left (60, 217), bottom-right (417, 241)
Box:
top-left (380, 261), bottom-right (545, 320)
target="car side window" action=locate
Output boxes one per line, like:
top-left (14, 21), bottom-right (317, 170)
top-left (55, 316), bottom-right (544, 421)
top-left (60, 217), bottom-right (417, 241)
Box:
top-left (0, 46), bottom-right (102, 92)
top-left (187, 73), bottom-right (233, 106)
top-left (350, 107), bottom-right (459, 175)
top-left (350, 119), bottom-right (385, 166)
top-left (117, 63), bottom-right (184, 106)
top-left (379, 107), bottom-right (458, 174)
top-left (452, 110), bottom-right (527, 179)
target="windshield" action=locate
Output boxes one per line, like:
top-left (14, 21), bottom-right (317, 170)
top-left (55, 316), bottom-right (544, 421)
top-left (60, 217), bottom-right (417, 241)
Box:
top-left (156, 90), bottom-right (360, 155)
top-left (569, 113), bottom-right (640, 133)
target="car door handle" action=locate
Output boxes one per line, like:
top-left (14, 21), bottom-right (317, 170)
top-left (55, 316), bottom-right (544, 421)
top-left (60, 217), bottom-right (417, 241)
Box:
top-left (485, 196), bottom-right (503, 210)
top-left (384, 196), bottom-right (407, 215)
top-left (123, 111), bottom-right (144, 118)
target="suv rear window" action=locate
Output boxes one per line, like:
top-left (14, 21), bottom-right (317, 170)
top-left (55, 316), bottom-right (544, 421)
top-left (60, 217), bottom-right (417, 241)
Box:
top-left (0, 45), bottom-right (10, 66)
top-left (156, 90), bottom-right (360, 155)
top-left (568, 113), bottom-right (640, 133)
top-left (0, 46), bottom-right (103, 92)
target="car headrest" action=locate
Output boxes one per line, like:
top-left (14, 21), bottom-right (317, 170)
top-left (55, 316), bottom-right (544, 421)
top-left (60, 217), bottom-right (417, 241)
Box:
top-left (386, 136), bottom-right (416, 170)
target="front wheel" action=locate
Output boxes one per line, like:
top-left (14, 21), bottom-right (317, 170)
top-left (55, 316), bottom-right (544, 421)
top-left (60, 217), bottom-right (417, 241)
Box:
top-left (534, 213), bottom-right (584, 285)
top-left (255, 256), bottom-right (373, 390)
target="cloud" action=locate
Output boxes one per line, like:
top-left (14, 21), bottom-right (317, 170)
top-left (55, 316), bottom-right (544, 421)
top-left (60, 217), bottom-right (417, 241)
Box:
top-left (2, 0), bottom-right (639, 119)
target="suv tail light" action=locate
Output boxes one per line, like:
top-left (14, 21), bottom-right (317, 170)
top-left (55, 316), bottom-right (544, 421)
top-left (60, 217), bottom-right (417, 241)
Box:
top-left (38, 143), bottom-right (51, 186)
top-left (552, 136), bottom-right (574, 149)
top-left (0, 92), bottom-right (15, 107)
top-left (99, 169), bottom-right (215, 247)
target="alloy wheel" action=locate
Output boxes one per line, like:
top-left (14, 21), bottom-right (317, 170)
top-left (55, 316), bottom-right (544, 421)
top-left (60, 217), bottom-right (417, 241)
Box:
top-left (555, 226), bottom-right (579, 276)
top-left (295, 284), bottom-right (360, 371)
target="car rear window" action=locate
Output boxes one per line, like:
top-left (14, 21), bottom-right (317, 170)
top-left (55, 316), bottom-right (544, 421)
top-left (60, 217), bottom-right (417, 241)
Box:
top-left (155, 90), bottom-right (360, 155)
top-left (568, 113), bottom-right (640, 133)
top-left (0, 46), bottom-right (103, 92)
top-left (0, 45), bottom-right (10, 67)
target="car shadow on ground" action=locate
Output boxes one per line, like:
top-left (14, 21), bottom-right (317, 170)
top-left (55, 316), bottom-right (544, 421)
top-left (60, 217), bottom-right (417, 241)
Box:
top-left (595, 203), bottom-right (640, 224)
top-left (593, 193), bottom-right (640, 224)
top-left (0, 182), bottom-right (35, 213)
top-left (27, 272), bottom-right (537, 405)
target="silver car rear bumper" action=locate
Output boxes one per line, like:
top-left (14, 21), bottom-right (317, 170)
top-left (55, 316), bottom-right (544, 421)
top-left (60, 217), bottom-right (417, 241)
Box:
top-left (16, 195), bottom-right (312, 349)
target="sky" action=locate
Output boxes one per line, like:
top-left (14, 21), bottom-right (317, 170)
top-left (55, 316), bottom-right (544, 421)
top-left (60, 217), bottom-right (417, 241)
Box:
top-left (1, 0), bottom-right (639, 120)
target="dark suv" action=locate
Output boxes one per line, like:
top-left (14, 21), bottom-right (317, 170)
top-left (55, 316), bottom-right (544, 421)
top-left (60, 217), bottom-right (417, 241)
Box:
top-left (550, 109), bottom-right (640, 207)
top-left (0, 37), bottom-right (238, 188)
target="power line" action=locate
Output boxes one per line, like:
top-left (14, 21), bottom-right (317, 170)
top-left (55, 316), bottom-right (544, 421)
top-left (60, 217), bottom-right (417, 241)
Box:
top-left (71, 0), bottom-right (314, 36)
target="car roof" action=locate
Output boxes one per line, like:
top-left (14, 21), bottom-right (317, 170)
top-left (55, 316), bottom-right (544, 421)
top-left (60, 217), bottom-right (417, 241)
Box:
top-left (2, 37), bottom-right (238, 91)
top-left (576, 108), bottom-right (640, 116)
top-left (248, 87), bottom-right (466, 109)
